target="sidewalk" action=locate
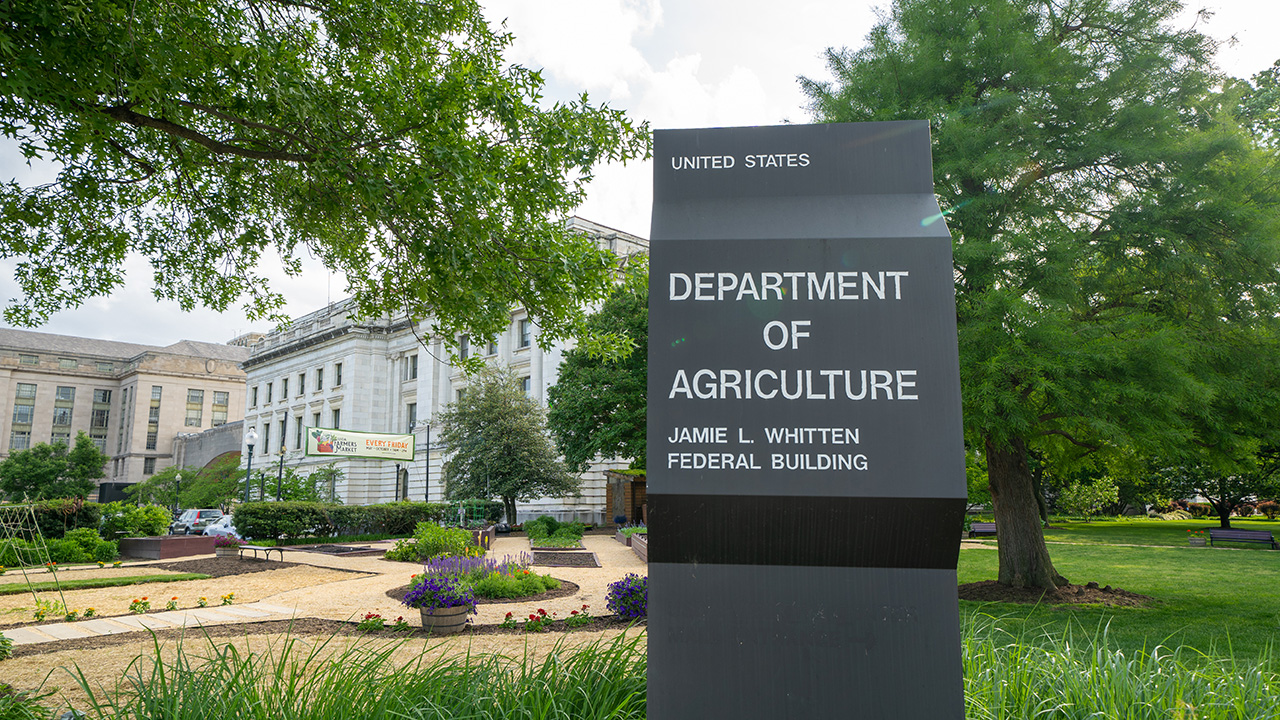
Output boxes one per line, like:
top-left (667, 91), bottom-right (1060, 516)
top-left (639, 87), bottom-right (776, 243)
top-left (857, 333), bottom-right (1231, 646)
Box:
top-left (4, 533), bottom-right (647, 647)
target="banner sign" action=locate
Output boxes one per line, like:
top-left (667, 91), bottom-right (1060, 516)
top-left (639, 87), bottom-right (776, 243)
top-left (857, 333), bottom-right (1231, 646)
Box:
top-left (647, 121), bottom-right (966, 718)
top-left (304, 427), bottom-right (415, 461)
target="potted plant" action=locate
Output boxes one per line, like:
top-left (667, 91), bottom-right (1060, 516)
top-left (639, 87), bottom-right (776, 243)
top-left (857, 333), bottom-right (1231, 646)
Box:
top-left (401, 575), bottom-right (475, 634)
top-left (1187, 529), bottom-right (1207, 547)
top-left (213, 535), bottom-right (245, 557)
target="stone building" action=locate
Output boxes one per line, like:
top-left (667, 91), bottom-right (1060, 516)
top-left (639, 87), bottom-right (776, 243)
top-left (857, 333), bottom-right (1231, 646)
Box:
top-left (0, 328), bottom-right (251, 496)
top-left (240, 218), bottom-right (646, 523)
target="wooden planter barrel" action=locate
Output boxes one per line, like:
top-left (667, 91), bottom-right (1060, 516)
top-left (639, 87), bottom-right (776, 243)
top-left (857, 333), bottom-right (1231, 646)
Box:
top-left (419, 605), bottom-right (470, 634)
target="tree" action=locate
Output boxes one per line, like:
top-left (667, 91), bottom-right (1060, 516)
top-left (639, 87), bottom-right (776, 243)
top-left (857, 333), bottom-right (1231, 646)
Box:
top-left (548, 265), bottom-right (648, 471)
top-left (0, 432), bottom-right (108, 500)
top-left (124, 465), bottom-right (185, 507)
top-left (183, 455), bottom-right (246, 508)
top-left (802, 0), bottom-right (1280, 588)
top-left (439, 365), bottom-right (578, 523)
top-left (0, 0), bottom-right (648, 353)
top-left (1155, 449), bottom-right (1280, 528)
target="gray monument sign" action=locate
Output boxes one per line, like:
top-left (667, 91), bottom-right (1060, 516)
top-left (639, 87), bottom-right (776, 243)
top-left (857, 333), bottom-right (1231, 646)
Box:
top-left (647, 121), bottom-right (966, 718)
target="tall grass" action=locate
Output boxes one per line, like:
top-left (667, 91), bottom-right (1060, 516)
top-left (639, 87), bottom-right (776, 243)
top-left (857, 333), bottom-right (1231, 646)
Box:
top-left (964, 614), bottom-right (1280, 719)
top-left (69, 630), bottom-right (646, 720)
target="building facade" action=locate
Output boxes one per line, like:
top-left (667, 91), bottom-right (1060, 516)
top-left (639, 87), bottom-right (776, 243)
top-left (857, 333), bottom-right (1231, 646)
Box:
top-left (241, 218), bottom-right (646, 522)
top-left (0, 329), bottom-right (250, 495)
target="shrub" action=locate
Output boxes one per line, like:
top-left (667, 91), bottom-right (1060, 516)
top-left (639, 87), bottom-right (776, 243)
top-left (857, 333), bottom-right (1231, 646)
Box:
top-left (0, 633), bottom-right (11, 660)
top-left (1258, 500), bottom-right (1280, 520)
top-left (1187, 502), bottom-right (1212, 518)
top-left (233, 501), bottom-right (450, 541)
top-left (606, 573), bottom-right (647, 619)
top-left (1233, 502), bottom-right (1256, 517)
top-left (472, 569), bottom-right (560, 599)
top-left (100, 502), bottom-right (169, 538)
top-left (384, 523), bottom-right (484, 563)
top-left (31, 498), bottom-right (102, 539)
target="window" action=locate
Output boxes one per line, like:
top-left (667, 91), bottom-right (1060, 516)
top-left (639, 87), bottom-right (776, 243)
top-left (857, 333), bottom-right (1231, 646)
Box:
top-left (487, 340), bottom-right (498, 355)
top-left (143, 457), bottom-right (156, 475)
top-left (265, 382), bottom-right (273, 404)
top-left (55, 386), bottom-right (75, 402)
top-left (19, 354), bottom-right (37, 365)
top-left (59, 357), bottom-right (77, 370)
top-left (93, 389), bottom-right (111, 404)
top-left (335, 362), bottom-right (343, 387)
top-left (459, 335), bottom-right (470, 359)
top-left (518, 319), bottom-right (532, 348)
top-left (185, 408), bottom-right (203, 426)
top-left (146, 431), bottom-right (158, 450)
top-left (316, 367), bottom-right (324, 390)
top-left (52, 432), bottom-right (70, 445)
top-left (313, 412), bottom-right (321, 428)
top-left (152, 386), bottom-right (163, 401)
top-left (91, 408), bottom-right (110, 428)
top-left (407, 402), bottom-right (417, 433)
top-left (404, 355), bottom-right (418, 381)
top-left (52, 407), bottom-right (72, 426)
top-left (331, 409), bottom-right (341, 429)
top-left (456, 388), bottom-right (467, 402)
top-left (281, 377), bottom-right (289, 398)
top-left (97, 362), bottom-right (113, 373)
top-left (15, 383), bottom-right (36, 399)
top-left (263, 425), bottom-right (271, 454)
top-left (148, 406), bottom-right (160, 423)
top-left (295, 417), bottom-right (303, 449)
top-left (10, 430), bottom-right (31, 451)
top-left (521, 376), bottom-right (532, 396)
top-left (89, 434), bottom-right (107, 452)
top-left (212, 391), bottom-right (229, 427)
top-left (298, 373), bottom-right (306, 395)
top-left (12, 404), bottom-right (34, 424)
top-left (250, 386), bottom-right (258, 407)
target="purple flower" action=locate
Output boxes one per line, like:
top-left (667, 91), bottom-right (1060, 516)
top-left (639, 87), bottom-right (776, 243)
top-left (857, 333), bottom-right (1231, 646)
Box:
top-left (402, 575), bottom-right (475, 612)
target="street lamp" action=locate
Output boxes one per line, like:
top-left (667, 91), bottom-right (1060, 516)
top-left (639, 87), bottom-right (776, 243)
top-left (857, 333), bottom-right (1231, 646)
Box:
top-left (244, 426), bottom-right (258, 503)
top-left (276, 446), bottom-right (286, 501)
top-left (423, 423), bottom-right (431, 503)
top-left (174, 472), bottom-right (182, 517)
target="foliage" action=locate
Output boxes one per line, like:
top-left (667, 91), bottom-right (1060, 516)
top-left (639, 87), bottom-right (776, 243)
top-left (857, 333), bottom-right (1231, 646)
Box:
top-left (27, 496), bottom-right (102, 539)
top-left (440, 365), bottom-right (580, 523)
top-left (0, 0), bottom-right (648, 357)
top-left (129, 597), bottom-right (151, 614)
top-left (472, 569), bottom-right (560, 599)
top-left (1155, 455), bottom-right (1280, 528)
top-left (0, 683), bottom-right (51, 719)
top-left (524, 515), bottom-right (586, 546)
top-left (239, 464), bottom-right (344, 503)
top-left (620, 525), bottom-right (647, 537)
top-left (232, 501), bottom-right (448, 541)
top-left (802, 0), bottom-right (1280, 588)
top-left (384, 523), bottom-right (482, 563)
top-left (1056, 477), bottom-right (1121, 517)
top-left (548, 266), bottom-right (649, 471)
top-left (0, 573), bottom-right (208, 596)
top-left (124, 465), bottom-right (185, 507)
top-left (443, 498), bottom-right (505, 526)
top-left (401, 575), bottom-right (474, 612)
top-left (420, 552), bottom-right (532, 584)
top-left (100, 501), bottom-right (170, 538)
top-left (523, 608), bottom-right (555, 632)
top-left (213, 535), bottom-right (244, 549)
top-left (1258, 501), bottom-right (1280, 520)
top-left (606, 573), bottom-right (648, 619)
top-left (0, 433), bottom-right (108, 500)
top-left (357, 613), bottom-right (386, 633)
top-left (70, 632), bottom-right (648, 719)
top-left (0, 634), bottom-right (11, 661)
top-left (180, 455), bottom-right (248, 508)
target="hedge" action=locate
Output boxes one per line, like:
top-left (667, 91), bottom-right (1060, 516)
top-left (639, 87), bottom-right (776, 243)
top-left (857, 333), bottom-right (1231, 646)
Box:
top-left (233, 501), bottom-right (452, 541)
top-left (27, 498), bottom-right (102, 540)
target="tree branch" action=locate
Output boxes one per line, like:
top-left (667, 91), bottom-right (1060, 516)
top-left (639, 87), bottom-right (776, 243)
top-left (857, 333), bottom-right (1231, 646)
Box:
top-left (96, 104), bottom-right (314, 163)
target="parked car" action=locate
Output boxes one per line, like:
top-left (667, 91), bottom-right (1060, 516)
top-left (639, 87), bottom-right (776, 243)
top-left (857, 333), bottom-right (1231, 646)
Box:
top-left (170, 508), bottom-right (223, 535)
top-left (202, 515), bottom-right (244, 540)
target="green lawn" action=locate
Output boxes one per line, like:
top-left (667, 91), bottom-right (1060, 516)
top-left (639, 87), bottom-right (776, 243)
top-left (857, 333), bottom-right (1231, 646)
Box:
top-left (960, 520), bottom-right (1280, 667)
top-left (1040, 516), bottom-right (1280, 548)
top-left (0, 573), bottom-right (210, 595)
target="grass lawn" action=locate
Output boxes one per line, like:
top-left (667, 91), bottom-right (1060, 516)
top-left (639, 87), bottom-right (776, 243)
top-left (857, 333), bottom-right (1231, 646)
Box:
top-left (1041, 516), bottom-right (1280, 548)
top-left (0, 573), bottom-right (210, 595)
top-left (960, 521), bottom-right (1280, 667)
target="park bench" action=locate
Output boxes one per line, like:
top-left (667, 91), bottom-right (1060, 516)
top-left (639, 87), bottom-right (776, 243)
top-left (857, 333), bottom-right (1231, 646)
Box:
top-left (1208, 528), bottom-right (1279, 549)
top-left (238, 544), bottom-right (286, 561)
top-left (969, 522), bottom-right (997, 538)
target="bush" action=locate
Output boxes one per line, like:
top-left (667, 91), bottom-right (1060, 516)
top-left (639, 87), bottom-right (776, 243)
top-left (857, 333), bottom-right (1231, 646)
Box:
top-left (1258, 500), bottom-right (1280, 519)
top-left (1233, 502), bottom-right (1256, 517)
top-left (606, 574), bottom-right (647, 619)
top-left (100, 502), bottom-right (169, 538)
top-left (46, 538), bottom-right (88, 563)
top-left (1187, 502), bottom-right (1212, 518)
top-left (384, 523), bottom-right (484, 563)
top-left (234, 501), bottom-right (451, 541)
top-left (30, 498), bottom-right (101, 539)
top-left (472, 569), bottom-right (560, 599)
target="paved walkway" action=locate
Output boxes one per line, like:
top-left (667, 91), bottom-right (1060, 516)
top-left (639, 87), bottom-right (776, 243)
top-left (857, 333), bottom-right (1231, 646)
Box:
top-left (5, 533), bottom-right (647, 647)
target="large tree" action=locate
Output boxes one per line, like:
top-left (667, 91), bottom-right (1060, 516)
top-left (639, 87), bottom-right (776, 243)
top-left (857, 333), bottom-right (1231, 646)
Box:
top-left (547, 264), bottom-right (648, 471)
top-left (439, 365), bottom-right (579, 523)
top-left (0, 432), bottom-right (109, 500)
top-left (803, 0), bottom-right (1280, 588)
top-left (0, 0), bottom-right (648, 351)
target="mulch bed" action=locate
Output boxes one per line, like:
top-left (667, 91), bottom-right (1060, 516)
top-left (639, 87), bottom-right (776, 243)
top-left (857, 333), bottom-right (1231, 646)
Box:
top-left (8, 614), bottom-right (645, 659)
top-left (531, 551), bottom-right (601, 568)
top-left (151, 557), bottom-right (316, 578)
top-left (958, 580), bottom-right (1154, 607)
top-left (384, 579), bottom-right (581, 606)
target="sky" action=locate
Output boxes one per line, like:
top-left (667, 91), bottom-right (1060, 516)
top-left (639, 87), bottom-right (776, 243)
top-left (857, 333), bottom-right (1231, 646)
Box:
top-left (2, 0), bottom-right (1277, 347)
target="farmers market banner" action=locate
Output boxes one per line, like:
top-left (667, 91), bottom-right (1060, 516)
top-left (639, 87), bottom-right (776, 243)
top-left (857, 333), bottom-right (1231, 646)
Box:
top-left (304, 427), bottom-right (415, 461)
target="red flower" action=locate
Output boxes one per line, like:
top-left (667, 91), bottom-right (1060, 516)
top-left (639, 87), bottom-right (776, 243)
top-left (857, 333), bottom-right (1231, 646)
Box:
top-left (505, 612), bottom-right (513, 618)
top-left (529, 614), bottom-right (538, 621)
top-left (537, 608), bottom-right (547, 616)
top-left (570, 610), bottom-right (579, 615)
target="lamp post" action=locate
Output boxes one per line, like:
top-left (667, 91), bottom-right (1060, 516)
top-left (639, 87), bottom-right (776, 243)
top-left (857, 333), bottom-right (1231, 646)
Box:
top-left (423, 423), bottom-right (431, 503)
top-left (244, 426), bottom-right (258, 503)
top-left (276, 447), bottom-right (286, 501)
top-left (173, 472), bottom-right (182, 517)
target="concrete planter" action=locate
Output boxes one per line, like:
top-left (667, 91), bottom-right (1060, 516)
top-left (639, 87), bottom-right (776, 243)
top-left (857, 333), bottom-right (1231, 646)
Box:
top-left (119, 535), bottom-right (216, 560)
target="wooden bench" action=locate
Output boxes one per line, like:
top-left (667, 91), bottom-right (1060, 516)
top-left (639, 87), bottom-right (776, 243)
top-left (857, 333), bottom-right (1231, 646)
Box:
top-left (238, 545), bottom-right (285, 561)
top-left (1208, 528), bottom-right (1278, 549)
top-left (969, 522), bottom-right (997, 538)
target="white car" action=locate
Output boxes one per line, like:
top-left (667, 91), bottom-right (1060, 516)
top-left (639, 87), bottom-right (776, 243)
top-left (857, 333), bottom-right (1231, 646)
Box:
top-left (202, 515), bottom-right (244, 540)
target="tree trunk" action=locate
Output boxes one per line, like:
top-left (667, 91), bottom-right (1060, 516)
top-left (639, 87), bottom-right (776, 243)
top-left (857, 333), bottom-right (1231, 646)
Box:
top-left (1030, 459), bottom-right (1050, 526)
top-left (1214, 501), bottom-right (1233, 529)
top-left (986, 435), bottom-right (1069, 589)
top-left (503, 497), bottom-right (517, 526)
